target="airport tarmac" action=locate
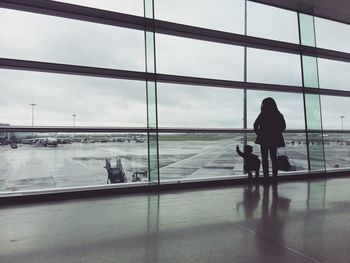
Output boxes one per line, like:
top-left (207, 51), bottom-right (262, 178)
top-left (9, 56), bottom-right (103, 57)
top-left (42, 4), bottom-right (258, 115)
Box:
top-left (0, 137), bottom-right (347, 192)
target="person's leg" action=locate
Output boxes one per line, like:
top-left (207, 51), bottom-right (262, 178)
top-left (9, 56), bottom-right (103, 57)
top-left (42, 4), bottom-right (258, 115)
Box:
top-left (247, 170), bottom-right (253, 179)
top-left (255, 159), bottom-right (260, 179)
top-left (269, 146), bottom-right (278, 177)
top-left (260, 145), bottom-right (269, 178)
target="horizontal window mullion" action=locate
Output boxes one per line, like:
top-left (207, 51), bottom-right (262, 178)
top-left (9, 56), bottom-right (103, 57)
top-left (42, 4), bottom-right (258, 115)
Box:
top-left (0, 126), bottom-right (309, 134)
top-left (0, 58), bottom-right (149, 82)
top-left (0, 0), bottom-right (146, 30)
top-left (3, 57), bottom-right (350, 97)
top-left (0, 126), bottom-right (151, 133)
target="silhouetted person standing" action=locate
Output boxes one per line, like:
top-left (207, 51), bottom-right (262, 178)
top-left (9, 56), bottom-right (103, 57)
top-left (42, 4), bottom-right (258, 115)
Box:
top-left (254, 97), bottom-right (286, 180)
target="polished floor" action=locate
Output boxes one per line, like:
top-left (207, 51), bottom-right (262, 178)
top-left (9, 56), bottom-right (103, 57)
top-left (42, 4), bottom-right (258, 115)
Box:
top-left (1, 177), bottom-right (350, 263)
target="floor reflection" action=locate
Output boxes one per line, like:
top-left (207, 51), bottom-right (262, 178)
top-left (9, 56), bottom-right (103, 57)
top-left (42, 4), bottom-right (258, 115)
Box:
top-left (257, 184), bottom-right (291, 260)
top-left (145, 194), bottom-right (160, 263)
top-left (236, 183), bottom-right (292, 258)
top-left (236, 184), bottom-right (261, 220)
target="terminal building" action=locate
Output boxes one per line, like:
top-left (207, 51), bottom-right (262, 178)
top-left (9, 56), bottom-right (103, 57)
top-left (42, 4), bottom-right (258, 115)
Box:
top-left (0, 123), bottom-right (13, 143)
top-left (1, 0), bottom-right (350, 262)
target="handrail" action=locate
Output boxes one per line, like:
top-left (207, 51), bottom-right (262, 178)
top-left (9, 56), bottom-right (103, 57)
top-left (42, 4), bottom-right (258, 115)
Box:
top-left (1, 126), bottom-right (349, 134)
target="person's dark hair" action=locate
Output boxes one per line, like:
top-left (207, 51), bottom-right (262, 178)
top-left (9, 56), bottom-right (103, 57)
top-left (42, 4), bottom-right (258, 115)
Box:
top-left (244, 145), bottom-right (253, 154)
top-left (261, 97), bottom-right (280, 114)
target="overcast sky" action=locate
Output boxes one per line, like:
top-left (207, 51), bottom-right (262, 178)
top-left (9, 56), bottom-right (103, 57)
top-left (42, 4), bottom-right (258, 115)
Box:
top-left (0, 1), bottom-right (349, 129)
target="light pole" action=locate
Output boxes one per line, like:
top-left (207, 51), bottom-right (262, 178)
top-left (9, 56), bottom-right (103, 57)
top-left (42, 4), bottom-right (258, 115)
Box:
top-left (72, 114), bottom-right (76, 140)
top-left (72, 114), bottom-right (76, 128)
top-left (29, 103), bottom-right (36, 126)
top-left (341, 115), bottom-right (345, 145)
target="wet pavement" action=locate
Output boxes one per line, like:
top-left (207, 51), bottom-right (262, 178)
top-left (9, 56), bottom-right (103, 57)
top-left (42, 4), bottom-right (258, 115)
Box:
top-left (0, 138), bottom-right (347, 192)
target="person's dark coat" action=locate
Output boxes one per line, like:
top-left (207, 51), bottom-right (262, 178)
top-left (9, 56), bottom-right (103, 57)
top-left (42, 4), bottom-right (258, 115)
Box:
top-left (254, 112), bottom-right (286, 147)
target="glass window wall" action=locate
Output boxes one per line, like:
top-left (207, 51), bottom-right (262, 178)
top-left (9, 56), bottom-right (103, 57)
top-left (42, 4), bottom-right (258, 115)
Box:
top-left (323, 132), bottom-right (350, 170)
top-left (159, 132), bottom-right (308, 182)
top-left (318, 58), bottom-right (350, 91)
top-left (247, 90), bottom-right (305, 129)
top-left (247, 1), bottom-right (299, 44)
top-left (156, 34), bottom-right (244, 80)
top-left (0, 69), bottom-right (147, 127)
top-left (321, 96), bottom-right (350, 130)
top-left (1, 0), bottom-right (350, 193)
top-left (0, 8), bottom-right (145, 71)
top-left (154, 0), bottom-right (245, 34)
top-left (159, 133), bottom-right (241, 182)
top-left (158, 84), bottom-right (243, 128)
top-left (0, 132), bottom-right (148, 192)
top-left (315, 17), bottom-right (350, 53)
top-left (247, 48), bottom-right (302, 86)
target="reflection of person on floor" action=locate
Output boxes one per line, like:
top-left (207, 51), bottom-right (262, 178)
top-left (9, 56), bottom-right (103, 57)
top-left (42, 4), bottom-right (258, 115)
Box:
top-left (236, 145), bottom-right (260, 179)
top-left (256, 184), bottom-right (291, 259)
top-left (236, 184), bottom-right (260, 219)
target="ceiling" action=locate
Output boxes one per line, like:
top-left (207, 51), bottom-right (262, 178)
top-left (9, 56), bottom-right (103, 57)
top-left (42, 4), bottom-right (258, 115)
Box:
top-left (253, 0), bottom-right (350, 25)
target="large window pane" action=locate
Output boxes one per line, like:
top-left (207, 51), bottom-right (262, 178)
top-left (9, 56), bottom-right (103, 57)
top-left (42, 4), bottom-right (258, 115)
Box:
top-left (0, 69), bottom-right (147, 127)
top-left (159, 132), bottom-right (307, 182)
top-left (0, 8), bottom-right (144, 71)
top-left (318, 58), bottom-right (350, 91)
top-left (321, 96), bottom-right (350, 130)
top-left (0, 132), bottom-right (148, 192)
top-left (156, 34), bottom-right (244, 80)
top-left (247, 1), bottom-right (299, 43)
top-left (324, 132), bottom-right (350, 169)
top-left (247, 90), bottom-right (305, 129)
top-left (158, 84), bottom-right (243, 128)
top-left (159, 133), bottom-right (241, 181)
top-left (283, 133), bottom-right (308, 172)
top-left (315, 17), bottom-right (350, 53)
top-left (155, 0), bottom-right (245, 34)
top-left (53, 0), bottom-right (144, 16)
top-left (247, 48), bottom-right (302, 86)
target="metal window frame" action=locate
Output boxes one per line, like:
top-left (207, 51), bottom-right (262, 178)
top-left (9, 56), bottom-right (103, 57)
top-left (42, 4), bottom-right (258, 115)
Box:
top-left (1, 0), bottom-right (350, 64)
top-left (0, 0), bottom-right (350, 190)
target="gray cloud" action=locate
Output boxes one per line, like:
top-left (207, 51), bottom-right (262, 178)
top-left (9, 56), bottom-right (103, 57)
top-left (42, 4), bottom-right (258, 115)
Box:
top-left (316, 17), bottom-right (350, 53)
top-left (247, 1), bottom-right (299, 44)
top-left (321, 96), bottom-right (350, 130)
top-left (155, 0), bottom-right (245, 34)
top-left (0, 69), bottom-right (146, 126)
top-left (0, 8), bottom-right (145, 71)
top-left (156, 34), bottom-right (244, 81)
top-left (247, 48), bottom-right (302, 86)
top-left (247, 90), bottom-right (305, 129)
top-left (158, 83), bottom-right (243, 128)
top-left (318, 58), bottom-right (350, 91)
